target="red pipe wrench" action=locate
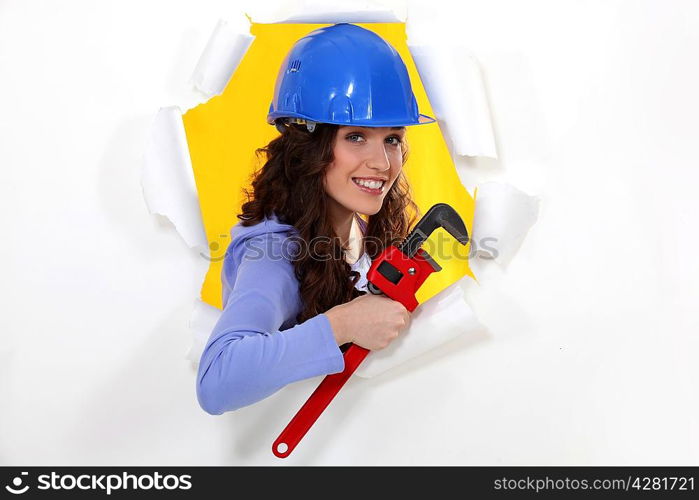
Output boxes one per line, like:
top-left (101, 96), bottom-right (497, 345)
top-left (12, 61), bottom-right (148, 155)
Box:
top-left (272, 203), bottom-right (470, 458)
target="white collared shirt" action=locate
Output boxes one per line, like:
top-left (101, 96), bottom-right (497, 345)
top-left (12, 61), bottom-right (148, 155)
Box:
top-left (350, 251), bottom-right (372, 292)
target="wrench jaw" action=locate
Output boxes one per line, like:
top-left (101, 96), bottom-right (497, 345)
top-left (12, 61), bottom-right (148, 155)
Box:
top-left (417, 248), bottom-right (442, 273)
top-left (397, 203), bottom-right (470, 259)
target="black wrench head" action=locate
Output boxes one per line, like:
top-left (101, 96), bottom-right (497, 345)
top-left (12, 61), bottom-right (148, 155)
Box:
top-left (397, 203), bottom-right (470, 258)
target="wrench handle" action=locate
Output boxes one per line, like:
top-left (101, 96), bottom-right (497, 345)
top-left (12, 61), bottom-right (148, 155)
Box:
top-left (272, 343), bottom-right (369, 458)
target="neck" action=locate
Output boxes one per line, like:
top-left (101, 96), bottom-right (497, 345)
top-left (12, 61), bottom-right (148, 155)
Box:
top-left (328, 205), bottom-right (356, 247)
top-left (326, 199), bottom-right (365, 265)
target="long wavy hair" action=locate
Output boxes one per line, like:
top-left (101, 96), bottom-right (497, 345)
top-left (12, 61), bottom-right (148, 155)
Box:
top-left (238, 122), bottom-right (419, 324)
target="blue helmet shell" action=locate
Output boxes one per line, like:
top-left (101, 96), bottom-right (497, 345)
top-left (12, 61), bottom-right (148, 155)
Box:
top-left (267, 23), bottom-right (435, 128)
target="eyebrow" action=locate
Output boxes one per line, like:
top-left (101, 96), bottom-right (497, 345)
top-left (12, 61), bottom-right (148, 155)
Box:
top-left (391, 127), bottom-right (405, 131)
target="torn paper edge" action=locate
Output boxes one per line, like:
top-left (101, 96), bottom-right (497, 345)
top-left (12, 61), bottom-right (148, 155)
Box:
top-left (471, 182), bottom-right (540, 267)
top-left (190, 19), bottom-right (255, 98)
top-left (355, 278), bottom-right (486, 379)
top-left (409, 44), bottom-right (498, 159)
top-left (142, 106), bottom-right (208, 250)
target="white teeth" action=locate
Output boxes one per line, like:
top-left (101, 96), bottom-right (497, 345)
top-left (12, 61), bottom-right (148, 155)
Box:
top-left (353, 178), bottom-right (385, 190)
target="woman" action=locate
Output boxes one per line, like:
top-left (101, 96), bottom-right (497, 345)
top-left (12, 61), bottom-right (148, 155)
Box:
top-left (197, 23), bottom-right (435, 415)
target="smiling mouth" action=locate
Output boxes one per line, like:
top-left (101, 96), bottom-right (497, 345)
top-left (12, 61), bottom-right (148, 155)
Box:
top-left (352, 177), bottom-right (386, 194)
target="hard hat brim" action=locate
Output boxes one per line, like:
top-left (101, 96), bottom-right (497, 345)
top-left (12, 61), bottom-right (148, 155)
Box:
top-left (267, 111), bottom-right (436, 128)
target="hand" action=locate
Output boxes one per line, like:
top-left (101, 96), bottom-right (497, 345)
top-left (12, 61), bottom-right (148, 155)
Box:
top-left (324, 294), bottom-right (411, 350)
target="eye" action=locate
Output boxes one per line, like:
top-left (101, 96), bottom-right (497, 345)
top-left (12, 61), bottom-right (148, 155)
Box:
top-left (345, 133), bottom-right (365, 143)
top-left (385, 135), bottom-right (403, 146)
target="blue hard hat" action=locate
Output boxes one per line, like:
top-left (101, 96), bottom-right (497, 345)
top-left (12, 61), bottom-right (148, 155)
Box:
top-left (267, 23), bottom-right (435, 129)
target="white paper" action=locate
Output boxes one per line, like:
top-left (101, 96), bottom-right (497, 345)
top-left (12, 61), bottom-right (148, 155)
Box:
top-left (408, 45), bottom-right (498, 159)
top-left (248, 1), bottom-right (405, 23)
top-left (354, 279), bottom-right (485, 378)
top-left (190, 19), bottom-right (254, 98)
top-left (185, 299), bottom-right (222, 363)
top-left (471, 182), bottom-right (540, 266)
top-left (142, 107), bottom-right (207, 249)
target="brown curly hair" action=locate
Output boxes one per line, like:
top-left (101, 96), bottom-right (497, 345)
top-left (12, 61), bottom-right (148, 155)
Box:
top-left (237, 123), bottom-right (419, 324)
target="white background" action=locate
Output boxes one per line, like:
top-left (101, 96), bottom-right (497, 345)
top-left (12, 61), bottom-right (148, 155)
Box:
top-left (1, 0), bottom-right (697, 465)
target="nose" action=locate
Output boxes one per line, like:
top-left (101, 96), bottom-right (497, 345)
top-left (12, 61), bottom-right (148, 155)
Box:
top-left (365, 139), bottom-right (391, 172)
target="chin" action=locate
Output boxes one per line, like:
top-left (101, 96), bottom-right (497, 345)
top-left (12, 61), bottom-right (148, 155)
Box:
top-left (353, 202), bottom-right (383, 216)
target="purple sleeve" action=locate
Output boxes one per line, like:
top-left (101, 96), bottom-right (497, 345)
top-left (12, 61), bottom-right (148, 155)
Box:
top-left (196, 235), bottom-right (345, 415)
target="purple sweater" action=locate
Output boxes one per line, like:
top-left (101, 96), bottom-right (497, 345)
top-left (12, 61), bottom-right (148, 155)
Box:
top-left (196, 213), bottom-right (366, 415)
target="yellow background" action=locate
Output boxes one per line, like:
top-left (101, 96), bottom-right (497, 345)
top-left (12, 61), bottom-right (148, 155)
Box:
top-left (182, 22), bottom-right (475, 310)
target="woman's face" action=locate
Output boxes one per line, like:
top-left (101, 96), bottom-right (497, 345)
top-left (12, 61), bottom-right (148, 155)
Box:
top-left (323, 126), bottom-right (406, 217)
